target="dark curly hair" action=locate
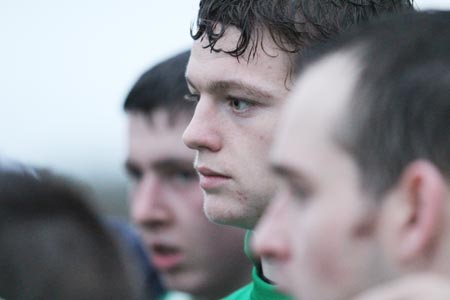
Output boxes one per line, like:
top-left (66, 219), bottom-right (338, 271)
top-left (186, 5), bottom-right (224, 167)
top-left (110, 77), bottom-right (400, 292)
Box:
top-left (192, 0), bottom-right (414, 64)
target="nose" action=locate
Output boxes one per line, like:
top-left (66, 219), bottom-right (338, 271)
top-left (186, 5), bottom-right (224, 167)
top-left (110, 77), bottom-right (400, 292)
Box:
top-left (130, 174), bottom-right (172, 231)
top-left (182, 96), bottom-right (222, 152)
top-left (252, 191), bottom-right (290, 262)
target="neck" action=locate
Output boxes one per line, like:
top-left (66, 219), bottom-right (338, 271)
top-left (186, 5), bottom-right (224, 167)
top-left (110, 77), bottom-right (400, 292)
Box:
top-left (261, 256), bottom-right (279, 284)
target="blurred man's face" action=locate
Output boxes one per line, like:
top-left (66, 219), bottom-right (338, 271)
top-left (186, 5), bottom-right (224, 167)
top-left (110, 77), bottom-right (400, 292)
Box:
top-left (183, 26), bottom-right (292, 229)
top-left (253, 52), bottom-right (395, 300)
top-left (126, 110), bottom-right (250, 298)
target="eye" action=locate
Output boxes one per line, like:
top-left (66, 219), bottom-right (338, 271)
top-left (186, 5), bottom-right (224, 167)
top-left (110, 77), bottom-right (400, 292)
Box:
top-left (125, 164), bottom-right (142, 182)
top-left (172, 169), bottom-right (198, 183)
top-left (293, 186), bottom-right (310, 200)
top-left (288, 181), bottom-right (312, 203)
top-left (161, 167), bottom-right (198, 185)
top-left (184, 93), bottom-right (200, 103)
top-left (228, 97), bottom-right (253, 112)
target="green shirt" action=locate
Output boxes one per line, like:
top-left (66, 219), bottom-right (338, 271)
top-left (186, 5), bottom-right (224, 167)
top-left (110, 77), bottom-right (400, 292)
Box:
top-left (223, 268), bottom-right (291, 300)
top-left (162, 291), bottom-right (192, 300)
top-left (223, 231), bottom-right (292, 300)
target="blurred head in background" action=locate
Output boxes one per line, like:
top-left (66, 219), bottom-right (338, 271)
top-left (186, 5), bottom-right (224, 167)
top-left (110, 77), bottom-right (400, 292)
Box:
top-left (0, 165), bottom-right (143, 300)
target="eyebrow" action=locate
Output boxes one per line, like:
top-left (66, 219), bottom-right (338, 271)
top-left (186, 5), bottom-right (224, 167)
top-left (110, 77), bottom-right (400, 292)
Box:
top-left (152, 158), bottom-right (194, 171)
top-left (271, 163), bottom-right (310, 185)
top-left (186, 77), bottom-right (275, 101)
top-left (125, 158), bottom-right (194, 173)
top-left (124, 159), bottom-right (140, 177)
top-left (271, 164), bottom-right (296, 180)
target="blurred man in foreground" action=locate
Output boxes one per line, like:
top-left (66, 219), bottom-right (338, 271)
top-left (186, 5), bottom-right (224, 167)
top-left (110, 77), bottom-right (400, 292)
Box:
top-left (253, 11), bottom-right (450, 300)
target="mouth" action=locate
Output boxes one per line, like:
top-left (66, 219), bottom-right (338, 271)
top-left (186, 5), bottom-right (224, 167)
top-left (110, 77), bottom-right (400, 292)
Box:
top-left (196, 166), bottom-right (231, 190)
top-left (150, 243), bottom-right (185, 271)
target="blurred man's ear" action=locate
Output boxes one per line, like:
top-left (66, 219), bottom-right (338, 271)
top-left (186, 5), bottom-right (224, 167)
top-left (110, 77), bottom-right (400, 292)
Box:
top-left (383, 160), bottom-right (447, 267)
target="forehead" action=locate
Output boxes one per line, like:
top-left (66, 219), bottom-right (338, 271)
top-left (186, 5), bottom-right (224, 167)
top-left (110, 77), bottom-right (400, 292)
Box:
top-left (187, 26), bottom-right (293, 97)
top-left (128, 110), bottom-right (193, 161)
top-left (272, 51), bottom-right (362, 169)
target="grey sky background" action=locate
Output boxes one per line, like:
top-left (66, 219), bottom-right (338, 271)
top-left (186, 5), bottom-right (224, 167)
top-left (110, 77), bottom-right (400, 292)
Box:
top-left (1, 0), bottom-right (448, 216)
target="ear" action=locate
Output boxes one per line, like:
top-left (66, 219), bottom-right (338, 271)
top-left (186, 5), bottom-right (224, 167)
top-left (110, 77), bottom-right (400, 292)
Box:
top-left (394, 160), bottom-right (447, 264)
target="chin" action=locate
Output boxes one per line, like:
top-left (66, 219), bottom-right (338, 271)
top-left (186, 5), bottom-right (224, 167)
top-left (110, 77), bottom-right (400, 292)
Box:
top-left (204, 205), bottom-right (232, 226)
top-left (205, 205), bottom-right (253, 229)
top-left (204, 197), bottom-right (235, 223)
top-left (163, 271), bottom-right (206, 295)
top-left (203, 193), bottom-right (257, 229)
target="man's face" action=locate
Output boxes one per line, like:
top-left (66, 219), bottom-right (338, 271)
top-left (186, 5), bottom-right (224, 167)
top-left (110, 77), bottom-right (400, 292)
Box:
top-left (126, 110), bottom-right (249, 297)
top-left (253, 52), bottom-right (395, 300)
top-left (183, 26), bottom-right (292, 229)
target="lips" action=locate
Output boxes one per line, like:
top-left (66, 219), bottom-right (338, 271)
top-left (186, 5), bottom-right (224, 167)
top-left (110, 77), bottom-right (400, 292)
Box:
top-left (196, 166), bottom-right (231, 190)
top-left (150, 243), bottom-right (185, 271)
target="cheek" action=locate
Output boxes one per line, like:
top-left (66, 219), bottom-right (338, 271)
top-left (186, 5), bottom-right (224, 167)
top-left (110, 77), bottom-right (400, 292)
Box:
top-left (172, 183), bottom-right (204, 208)
top-left (308, 219), bottom-right (345, 280)
top-left (258, 111), bottom-right (283, 146)
top-left (238, 108), bottom-right (282, 150)
top-left (166, 186), bottom-right (207, 234)
top-left (186, 188), bottom-right (204, 210)
top-left (297, 208), bottom-right (353, 288)
top-left (297, 205), bottom-right (381, 300)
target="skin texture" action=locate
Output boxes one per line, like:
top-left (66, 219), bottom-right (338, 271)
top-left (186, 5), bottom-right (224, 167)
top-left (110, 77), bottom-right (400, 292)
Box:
top-left (253, 50), bottom-right (450, 300)
top-left (183, 26), bottom-right (293, 230)
top-left (352, 273), bottom-right (450, 300)
top-left (126, 110), bottom-right (251, 299)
